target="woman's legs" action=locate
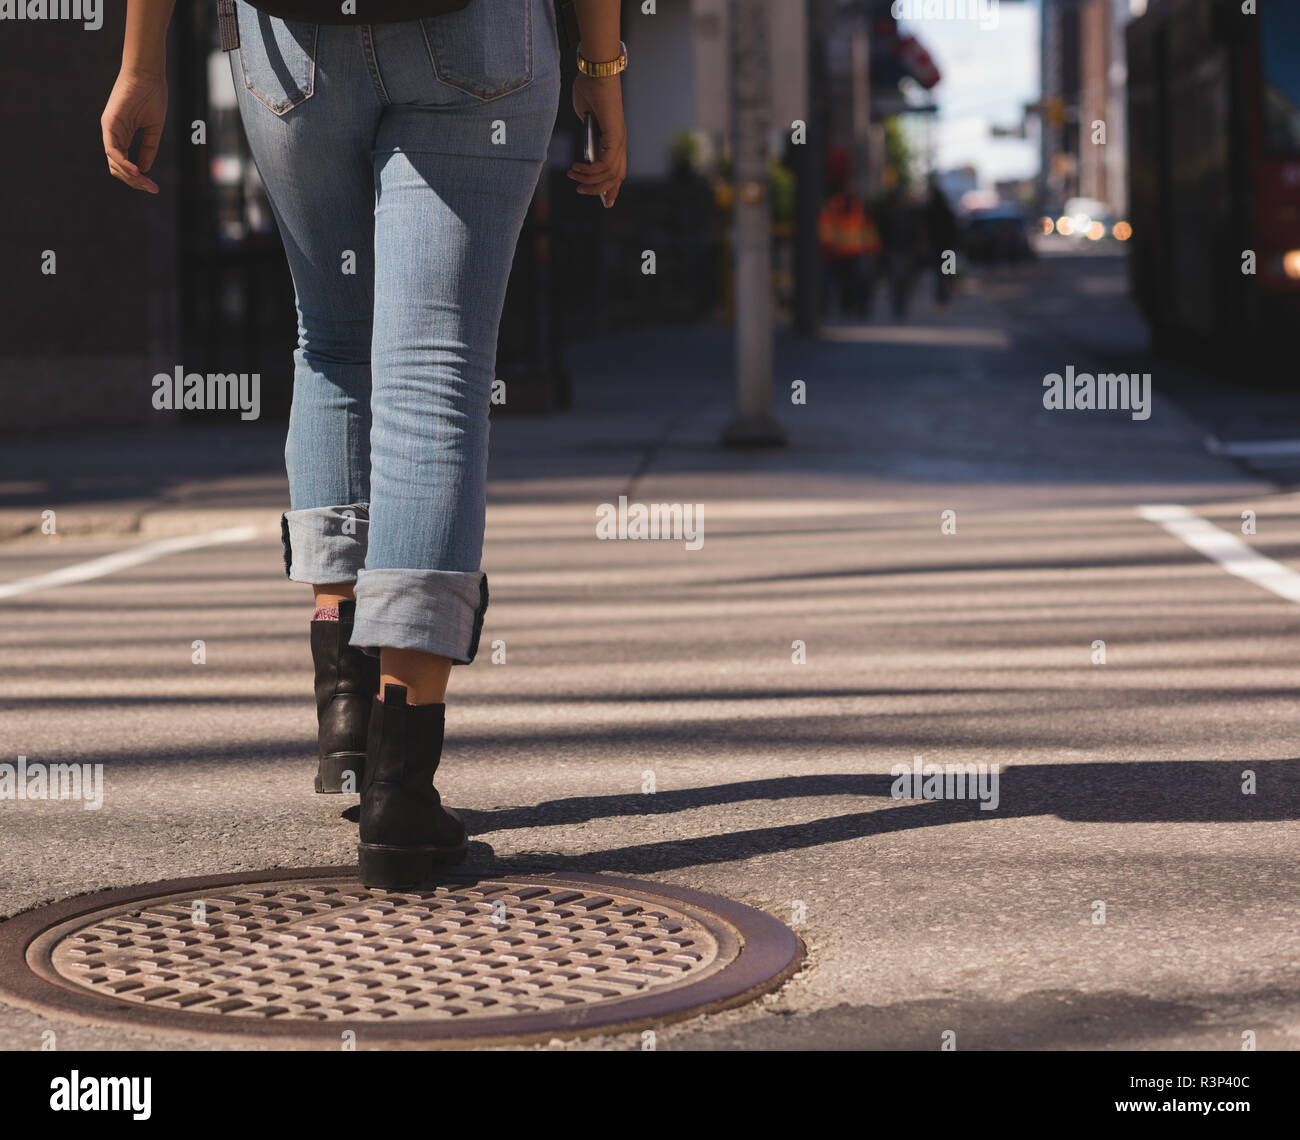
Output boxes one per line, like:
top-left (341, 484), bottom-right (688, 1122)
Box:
top-left (232, 0), bottom-right (560, 883)
top-left (234, 0), bottom-right (559, 733)
top-left (381, 649), bottom-right (453, 705)
top-left (230, 5), bottom-right (384, 600)
top-left (349, 7), bottom-right (561, 686)
top-left (355, 143), bottom-right (549, 700)
top-left (231, 7), bottom-right (389, 792)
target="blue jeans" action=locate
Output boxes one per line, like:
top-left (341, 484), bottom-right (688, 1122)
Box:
top-left (231, 0), bottom-right (560, 662)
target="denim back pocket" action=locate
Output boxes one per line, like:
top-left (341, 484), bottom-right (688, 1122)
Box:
top-left (236, 1), bottom-right (317, 116)
top-left (421, 0), bottom-right (534, 101)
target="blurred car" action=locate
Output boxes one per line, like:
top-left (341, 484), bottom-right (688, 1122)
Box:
top-left (1055, 197), bottom-right (1131, 242)
top-left (962, 202), bottom-right (1034, 262)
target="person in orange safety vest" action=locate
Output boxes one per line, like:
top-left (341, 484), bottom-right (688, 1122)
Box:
top-left (819, 190), bottom-right (881, 319)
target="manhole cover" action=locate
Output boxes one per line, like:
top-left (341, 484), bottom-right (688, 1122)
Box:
top-left (0, 867), bottom-right (801, 1045)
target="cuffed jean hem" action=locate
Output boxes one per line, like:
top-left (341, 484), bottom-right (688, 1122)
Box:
top-left (281, 505), bottom-right (370, 584)
top-left (352, 569), bottom-right (490, 665)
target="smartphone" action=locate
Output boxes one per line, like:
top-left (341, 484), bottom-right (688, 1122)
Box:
top-left (583, 113), bottom-right (608, 206)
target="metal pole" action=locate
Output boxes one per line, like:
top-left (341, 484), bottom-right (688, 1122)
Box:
top-left (721, 0), bottom-right (787, 448)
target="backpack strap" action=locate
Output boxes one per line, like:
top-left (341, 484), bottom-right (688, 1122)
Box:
top-left (555, 0), bottom-right (579, 54)
top-left (218, 0), bottom-right (240, 51)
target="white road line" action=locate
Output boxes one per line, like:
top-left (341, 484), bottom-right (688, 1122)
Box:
top-left (1204, 436), bottom-right (1300, 459)
top-left (1137, 504), bottom-right (1300, 605)
top-left (0, 526), bottom-right (262, 601)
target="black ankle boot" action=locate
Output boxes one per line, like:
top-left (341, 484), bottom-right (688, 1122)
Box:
top-left (358, 683), bottom-right (468, 888)
top-left (311, 599), bottom-right (379, 794)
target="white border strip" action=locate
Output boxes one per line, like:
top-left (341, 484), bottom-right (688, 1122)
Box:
top-left (1137, 504), bottom-right (1300, 604)
top-left (0, 526), bottom-right (262, 601)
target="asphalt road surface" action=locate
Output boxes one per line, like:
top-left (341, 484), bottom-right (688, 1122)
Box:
top-left (1, 245), bottom-right (1297, 1050)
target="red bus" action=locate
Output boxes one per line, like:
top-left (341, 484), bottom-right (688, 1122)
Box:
top-left (1127, 0), bottom-right (1300, 353)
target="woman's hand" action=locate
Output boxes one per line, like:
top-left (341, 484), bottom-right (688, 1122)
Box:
top-left (101, 69), bottom-right (168, 194)
top-left (568, 73), bottom-right (626, 208)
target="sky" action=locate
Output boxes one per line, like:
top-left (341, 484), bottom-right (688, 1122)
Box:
top-left (894, 0), bottom-right (1041, 187)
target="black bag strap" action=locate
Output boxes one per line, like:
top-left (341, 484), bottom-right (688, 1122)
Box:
top-left (219, 2), bottom-right (571, 56)
top-left (555, 0), bottom-right (578, 54)
top-left (217, 0), bottom-right (239, 51)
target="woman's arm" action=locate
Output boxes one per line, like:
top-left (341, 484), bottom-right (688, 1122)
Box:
top-left (568, 0), bottom-right (627, 208)
top-left (102, 0), bottom-right (175, 193)
top-left (574, 0), bottom-right (620, 63)
top-left (122, 0), bottom-right (176, 79)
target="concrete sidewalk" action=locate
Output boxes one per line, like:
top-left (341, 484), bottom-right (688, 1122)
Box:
top-left (3, 263), bottom-right (1299, 1049)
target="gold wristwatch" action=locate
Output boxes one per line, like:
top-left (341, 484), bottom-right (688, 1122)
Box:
top-left (577, 40), bottom-right (628, 79)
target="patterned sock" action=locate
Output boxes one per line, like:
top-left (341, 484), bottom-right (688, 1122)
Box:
top-left (312, 605), bottom-right (340, 622)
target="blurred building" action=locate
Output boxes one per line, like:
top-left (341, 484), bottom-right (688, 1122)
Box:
top-left (621, 1), bottom-right (938, 185)
top-left (0, 13), bottom-right (182, 434)
top-left (621, 0), bottom-right (808, 180)
top-left (0, 0), bottom-right (936, 433)
top-left (1040, 0), bottom-right (1139, 211)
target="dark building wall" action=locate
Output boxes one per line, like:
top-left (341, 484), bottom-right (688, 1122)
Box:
top-left (0, 9), bottom-right (182, 433)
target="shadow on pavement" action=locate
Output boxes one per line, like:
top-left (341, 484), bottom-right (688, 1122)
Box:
top-left (458, 760), bottom-right (1299, 875)
top-left (670, 985), bottom-right (1296, 1050)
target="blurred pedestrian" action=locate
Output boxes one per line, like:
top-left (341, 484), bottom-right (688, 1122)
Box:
top-left (924, 174), bottom-right (960, 305)
top-left (875, 186), bottom-right (922, 319)
top-left (818, 147), bottom-right (880, 320)
top-left (820, 189), bottom-right (881, 319)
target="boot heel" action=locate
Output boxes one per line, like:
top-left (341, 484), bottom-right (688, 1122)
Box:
top-left (315, 753), bottom-right (364, 794)
top-left (358, 841), bottom-right (468, 889)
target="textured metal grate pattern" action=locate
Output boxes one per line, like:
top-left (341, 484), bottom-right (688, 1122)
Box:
top-left (47, 879), bottom-right (725, 1021)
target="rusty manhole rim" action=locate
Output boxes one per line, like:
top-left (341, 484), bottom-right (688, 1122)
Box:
top-left (0, 866), bottom-right (803, 1045)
